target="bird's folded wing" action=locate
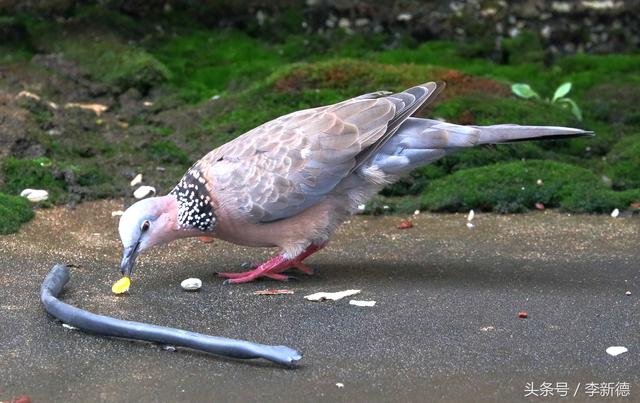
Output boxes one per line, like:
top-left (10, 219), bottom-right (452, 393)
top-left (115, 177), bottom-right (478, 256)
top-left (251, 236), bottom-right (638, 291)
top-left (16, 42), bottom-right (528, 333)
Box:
top-left (198, 82), bottom-right (441, 222)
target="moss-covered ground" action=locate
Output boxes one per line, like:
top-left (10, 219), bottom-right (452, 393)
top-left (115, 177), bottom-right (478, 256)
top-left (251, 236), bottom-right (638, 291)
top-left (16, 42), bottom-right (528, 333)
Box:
top-left (0, 8), bottom-right (639, 232)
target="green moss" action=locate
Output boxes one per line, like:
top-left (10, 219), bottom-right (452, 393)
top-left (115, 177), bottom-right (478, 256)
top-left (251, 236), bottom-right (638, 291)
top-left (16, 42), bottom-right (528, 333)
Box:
top-left (2, 157), bottom-right (66, 204)
top-left (1, 157), bottom-right (117, 204)
top-left (149, 141), bottom-right (189, 165)
top-left (0, 192), bottom-right (34, 234)
top-left (419, 160), bottom-right (639, 213)
top-left (59, 39), bottom-right (171, 92)
top-left (606, 134), bottom-right (640, 190)
top-left (151, 30), bottom-right (285, 102)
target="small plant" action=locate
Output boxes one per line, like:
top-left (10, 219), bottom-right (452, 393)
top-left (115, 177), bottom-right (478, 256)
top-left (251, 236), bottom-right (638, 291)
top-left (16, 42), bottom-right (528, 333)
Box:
top-left (511, 82), bottom-right (582, 121)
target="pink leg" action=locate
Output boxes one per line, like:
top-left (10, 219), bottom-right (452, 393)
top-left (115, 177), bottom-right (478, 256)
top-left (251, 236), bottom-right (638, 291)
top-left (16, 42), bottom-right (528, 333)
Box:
top-left (217, 243), bottom-right (326, 284)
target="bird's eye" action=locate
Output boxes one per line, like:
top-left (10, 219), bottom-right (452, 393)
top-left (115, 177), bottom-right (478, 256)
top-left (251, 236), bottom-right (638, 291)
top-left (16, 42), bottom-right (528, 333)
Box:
top-left (140, 220), bottom-right (151, 232)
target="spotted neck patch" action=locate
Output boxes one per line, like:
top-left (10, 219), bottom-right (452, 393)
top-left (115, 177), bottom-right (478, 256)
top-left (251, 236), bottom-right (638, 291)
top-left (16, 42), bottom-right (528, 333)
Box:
top-left (171, 168), bottom-right (216, 232)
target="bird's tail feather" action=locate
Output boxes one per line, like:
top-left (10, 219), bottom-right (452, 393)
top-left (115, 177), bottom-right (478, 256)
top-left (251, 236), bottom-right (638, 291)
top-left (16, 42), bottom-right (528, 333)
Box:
top-left (473, 124), bottom-right (594, 145)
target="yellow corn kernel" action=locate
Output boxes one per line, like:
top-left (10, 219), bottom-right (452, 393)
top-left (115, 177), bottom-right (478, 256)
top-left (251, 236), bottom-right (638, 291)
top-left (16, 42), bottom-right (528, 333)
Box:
top-left (112, 276), bottom-right (131, 294)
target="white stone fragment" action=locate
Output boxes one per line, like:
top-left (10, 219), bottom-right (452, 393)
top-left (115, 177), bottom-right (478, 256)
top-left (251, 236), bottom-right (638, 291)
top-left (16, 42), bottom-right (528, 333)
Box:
top-left (130, 173), bottom-right (143, 187)
top-left (180, 278), bottom-right (202, 291)
top-left (611, 208), bottom-right (620, 218)
top-left (143, 101), bottom-right (153, 107)
top-left (111, 210), bottom-right (124, 217)
top-left (357, 204), bottom-right (366, 211)
top-left (133, 185), bottom-right (156, 199)
top-left (467, 209), bottom-right (475, 221)
top-left (62, 323), bottom-right (77, 330)
top-left (625, 291), bottom-right (631, 296)
top-left (537, 179), bottom-right (544, 185)
top-left (349, 300), bottom-right (376, 307)
top-left (606, 346), bottom-right (628, 357)
top-left (466, 222), bottom-right (475, 229)
top-left (413, 210), bottom-right (420, 216)
top-left (336, 382), bottom-right (344, 388)
top-left (20, 188), bottom-right (49, 202)
top-left (304, 289), bottom-right (361, 301)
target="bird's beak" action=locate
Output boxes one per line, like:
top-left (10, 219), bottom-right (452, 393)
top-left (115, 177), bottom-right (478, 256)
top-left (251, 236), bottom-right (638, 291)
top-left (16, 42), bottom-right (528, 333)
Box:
top-left (120, 242), bottom-right (140, 276)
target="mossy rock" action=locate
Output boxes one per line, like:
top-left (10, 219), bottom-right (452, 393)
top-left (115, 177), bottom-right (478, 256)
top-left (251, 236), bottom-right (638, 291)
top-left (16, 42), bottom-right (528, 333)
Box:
top-left (419, 160), bottom-right (640, 213)
top-left (0, 192), bottom-right (34, 234)
top-left (606, 134), bottom-right (640, 190)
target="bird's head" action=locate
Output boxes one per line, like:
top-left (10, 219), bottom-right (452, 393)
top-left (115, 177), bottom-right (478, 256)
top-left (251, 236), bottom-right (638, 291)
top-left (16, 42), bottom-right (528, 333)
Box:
top-left (118, 195), bottom-right (178, 276)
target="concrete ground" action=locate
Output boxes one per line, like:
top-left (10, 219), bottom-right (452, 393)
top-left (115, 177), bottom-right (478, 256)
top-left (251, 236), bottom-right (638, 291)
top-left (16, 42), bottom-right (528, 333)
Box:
top-left (0, 200), bottom-right (638, 402)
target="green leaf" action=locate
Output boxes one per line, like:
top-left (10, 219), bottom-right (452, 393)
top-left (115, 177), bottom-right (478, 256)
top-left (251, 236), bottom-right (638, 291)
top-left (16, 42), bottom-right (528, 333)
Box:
top-left (511, 83), bottom-right (540, 99)
top-left (557, 98), bottom-right (583, 121)
top-left (552, 82), bottom-right (572, 102)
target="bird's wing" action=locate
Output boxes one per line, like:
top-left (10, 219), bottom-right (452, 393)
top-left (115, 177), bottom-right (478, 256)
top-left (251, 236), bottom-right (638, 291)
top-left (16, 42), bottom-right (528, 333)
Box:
top-left (197, 82), bottom-right (442, 222)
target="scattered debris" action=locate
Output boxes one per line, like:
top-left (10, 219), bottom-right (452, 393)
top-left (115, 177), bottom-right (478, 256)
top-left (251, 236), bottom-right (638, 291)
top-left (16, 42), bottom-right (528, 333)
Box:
top-left (349, 299), bottom-right (376, 307)
top-left (480, 326), bottom-right (495, 332)
top-left (181, 278), bottom-right (202, 291)
top-left (518, 311), bottom-right (529, 319)
top-left (111, 210), bottom-right (124, 217)
top-left (130, 173), bottom-right (143, 187)
top-left (535, 202), bottom-right (545, 210)
top-left (606, 346), bottom-right (628, 357)
top-left (611, 208), bottom-right (620, 218)
top-left (630, 202), bottom-right (640, 210)
top-left (254, 289), bottom-right (294, 295)
top-left (397, 220), bottom-right (413, 229)
top-left (62, 323), bottom-right (77, 330)
top-left (17, 90), bottom-right (41, 101)
top-left (20, 188), bottom-right (49, 202)
top-left (133, 185), bottom-right (156, 199)
top-left (117, 121), bottom-right (129, 128)
top-left (197, 236), bottom-right (215, 243)
top-left (625, 291), bottom-right (631, 296)
top-left (467, 209), bottom-right (475, 221)
top-left (64, 102), bottom-right (108, 116)
top-left (466, 222), bottom-right (475, 229)
top-left (156, 166), bottom-right (166, 172)
top-left (143, 101), bottom-right (154, 107)
top-left (304, 289), bottom-right (361, 301)
top-left (336, 382), bottom-right (345, 388)
top-left (162, 345), bottom-right (176, 352)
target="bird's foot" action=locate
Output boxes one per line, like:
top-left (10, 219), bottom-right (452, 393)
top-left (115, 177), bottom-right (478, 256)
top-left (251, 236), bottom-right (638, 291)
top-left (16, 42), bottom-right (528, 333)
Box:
top-left (218, 243), bottom-right (325, 284)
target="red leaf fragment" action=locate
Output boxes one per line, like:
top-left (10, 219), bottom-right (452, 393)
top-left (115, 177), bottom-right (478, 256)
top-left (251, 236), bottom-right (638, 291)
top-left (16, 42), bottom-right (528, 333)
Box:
top-left (535, 202), bottom-right (545, 210)
top-left (518, 311), bottom-right (529, 319)
top-left (397, 220), bottom-right (414, 229)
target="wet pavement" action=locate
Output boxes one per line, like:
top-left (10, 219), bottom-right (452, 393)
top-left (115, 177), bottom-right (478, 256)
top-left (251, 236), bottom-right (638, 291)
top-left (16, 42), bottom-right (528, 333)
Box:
top-left (0, 200), bottom-right (638, 402)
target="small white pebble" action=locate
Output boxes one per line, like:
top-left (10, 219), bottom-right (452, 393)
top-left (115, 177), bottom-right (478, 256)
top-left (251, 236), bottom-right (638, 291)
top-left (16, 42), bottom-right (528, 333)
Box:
top-left (20, 188), bottom-right (49, 202)
top-left (382, 205), bottom-right (389, 210)
top-left (143, 101), bottom-right (153, 107)
top-left (181, 278), bottom-right (202, 291)
top-left (606, 346), bottom-right (628, 357)
top-left (133, 185), bottom-right (156, 199)
top-left (130, 173), bottom-right (143, 187)
top-left (625, 291), bottom-right (631, 296)
top-left (521, 186), bottom-right (526, 190)
top-left (413, 210), bottom-right (420, 216)
top-left (163, 345), bottom-right (176, 352)
top-left (357, 204), bottom-right (366, 211)
top-left (467, 209), bottom-right (475, 221)
top-left (336, 383), bottom-right (344, 388)
top-left (62, 323), bottom-right (77, 330)
top-left (466, 222), bottom-right (475, 229)
top-left (480, 326), bottom-right (495, 332)
top-left (536, 179), bottom-right (543, 185)
top-left (611, 208), bottom-right (620, 218)
top-left (211, 95), bottom-right (220, 101)
top-left (111, 210), bottom-right (124, 217)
